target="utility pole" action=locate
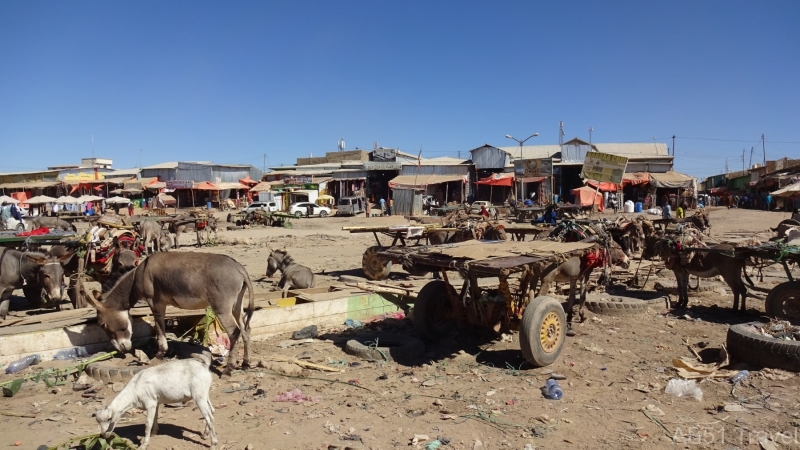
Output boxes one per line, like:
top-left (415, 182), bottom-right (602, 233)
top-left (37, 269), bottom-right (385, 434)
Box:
top-left (588, 127), bottom-right (593, 145)
top-left (749, 147), bottom-right (754, 169)
top-left (672, 135), bottom-right (676, 156)
top-left (762, 134), bottom-right (766, 167)
top-left (742, 149), bottom-right (745, 172)
top-left (263, 154), bottom-right (266, 173)
top-left (139, 149), bottom-right (142, 168)
top-left (725, 157), bottom-right (729, 173)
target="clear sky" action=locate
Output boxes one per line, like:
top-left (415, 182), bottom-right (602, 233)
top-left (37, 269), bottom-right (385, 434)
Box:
top-left (1, 1), bottom-right (798, 179)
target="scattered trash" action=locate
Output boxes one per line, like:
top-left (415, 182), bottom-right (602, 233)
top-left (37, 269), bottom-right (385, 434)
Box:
top-left (500, 333), bottom-right (513, 343)
top-left (273, 388), bottom-right (321, 403)
top-left (545, 379), bottom-right (563, 400)
top-left (672, 345), bottom-right (737, 380)
top-left (642, 404), bottom-right (665, 416)
top-left (425, 440), bottom-right (441, 450)
top-left (133, 349), bottom-right (150, 364)
top-left (52, 347), bottom-right (89, 360)
top-left (582, 343), bottom-right (605, 355)
top-left (5, 354), bottom-right (41, 374)
top-left (750, 320), bottom-right (800, 340)
top-left (344, 318), bottom-right (363, 329)
top-left (2, 379), bottom-right (23, 397)
top-left (730, 370), bottom-right (750, 385)
top-left (292, 325), bottom-right (318, 340)
top-left (723, 403), bottom-right (746, 412)
top-left (411, 434), bottom-right (429, 445)
top-left (549, 373), bottom-right (567, 380)
top-left (665, 378), bottom-right (703, 401)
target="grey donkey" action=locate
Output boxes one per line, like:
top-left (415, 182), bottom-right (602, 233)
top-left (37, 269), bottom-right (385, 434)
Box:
top-left (138, 219), bottom-right (167, 254)
top-left (86, 252), bottom-right (254, 375)
top-left (266, 249), bottom-right (315, 298)
top-left (0, 248), bottom-right (72, 319)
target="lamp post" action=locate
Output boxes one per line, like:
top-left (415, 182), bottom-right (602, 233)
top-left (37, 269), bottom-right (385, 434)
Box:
top-left (505, 133), bottom-right (539, 201)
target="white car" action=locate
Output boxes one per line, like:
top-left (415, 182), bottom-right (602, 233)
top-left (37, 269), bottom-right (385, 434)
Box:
top-left (242, 201), bottom-right (278, 214)
top-left (289, 202), bottom-right (331, 218)
top-left (469, 201), bottom-right (496, 215)
top-left (4, 216), bottom-right (31, 232)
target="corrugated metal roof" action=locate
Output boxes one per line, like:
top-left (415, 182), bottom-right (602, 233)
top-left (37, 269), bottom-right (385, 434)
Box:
top-left (407, 156), bottom-right (469, 166)
top-left (108, 168), bottom-right (142, 177)
top-left (498, 145), bottom-right (561, 160)
top-left (142, 162), bottom-right (179, 169)
top-left (593, 143), bottom-right (668, 157)
top-left (0, 180), bottom-right (62, 189)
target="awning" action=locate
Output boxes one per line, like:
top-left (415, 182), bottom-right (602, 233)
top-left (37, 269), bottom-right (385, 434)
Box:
top-left (708, 187), bottom-right (727, 194)
top-left (571, 186), bottom-right (604, 211)
top-left (586, 180), bottom-right (618, 192)
top-left (623, 172), bottom-right (650, 186)
top-left (389, 174), bottom-right (467, 189)
top-left (648, 171), bottom-right (695, 188)
top-left (238, 176), bottom-right (259, 186)
top-left (81, 177), bottom-right (134, 185)
top-left (215, 182), bottom-right (248, 190)
top-left (0, 180), bottom-right (62, 189)
top-left (145, 182), bottom-right (166, 190)
top-left (158, 193), bottom-right (177, 205)
top-left (519, 176), bottom-right (546, 183)
top-left (249, 181), bottom-right (272, 192)
top-left (124, 177), bottom-right (158, 189)
top-left (192, 181), bottom-right (221, 190)
top-left (771, 182), bottom-right (800, 198)
top-left (475, 173), bottom-right (514, 187)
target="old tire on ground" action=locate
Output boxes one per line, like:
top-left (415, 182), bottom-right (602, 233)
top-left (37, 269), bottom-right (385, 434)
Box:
top-left (344, 334), bottom-right (425, 362)
top-left (414, 280), bottom-right (457, 340)
top-left (585, 297), bottom-right (649, 316)
top-left (362, 246), bottom-right (392, 280)
top-left (23, 286), bottom-right (48, 308)
top-left (84, 362), bottom-right (144, 383)
top-left (765, 281), bottom-right (800, 322)
top-left (727, 322), bottom-right (800, 372)
top-left (520, 296), bottom-right (566, 367)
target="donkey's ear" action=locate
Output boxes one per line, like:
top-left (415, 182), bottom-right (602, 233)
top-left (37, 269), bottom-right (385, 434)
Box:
top-left (24, 254), bottom-right (48, 265)
top-left (85, 290), bottom-right (105, 311)
top-left (56, 252), bottom-right (76, 265)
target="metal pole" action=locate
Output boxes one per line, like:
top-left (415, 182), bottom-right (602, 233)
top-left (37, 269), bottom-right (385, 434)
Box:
top-left (762, 134), bottom-right (766, 167)
top-left (672, 135), bottom-right (675, 156)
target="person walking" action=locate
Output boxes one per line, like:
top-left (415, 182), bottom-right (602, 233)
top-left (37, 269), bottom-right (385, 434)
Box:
top-left (387, 198), bottom-right (393, 216)
top-left (765, 193), bottom-right (772, 211)
top-left (127, 202), bottom-right (134, 216)
top-left (365, 200), bottom-right (371, 218)
top-left (379, 197), bottom-right (386, 216)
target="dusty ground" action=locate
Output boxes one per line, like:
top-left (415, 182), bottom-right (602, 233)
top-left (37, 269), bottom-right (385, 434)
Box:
top-left (2, 207), bottom-right (800, 450)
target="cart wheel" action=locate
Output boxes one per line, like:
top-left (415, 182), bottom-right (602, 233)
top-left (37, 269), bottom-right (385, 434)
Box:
top-left (414, 280), bottom-right (457, 339)
top-left (283, 220), bottom-right (293, 229)
top-left (23, 286), bottom-right (48, 308)
top-left (16, 224), bottom-right (25, 231)
top-left (520, 296), bottom-right (566, 367)
top-left (362, 246), bottom-right (392, 280)
top-left (765, 281), bottom-right (800, 323)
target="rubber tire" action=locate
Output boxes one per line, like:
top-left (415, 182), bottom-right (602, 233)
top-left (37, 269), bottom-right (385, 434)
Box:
top-left (23, 286), bottom-right (48, 308)
top-left (362, 246), bottom-right (392, 281)
top-left (413, 280), bottom-right (458, 340)
top-left (235, 219), bottom-right (242, 226)
top-left (344, 334), bottom-right (425, 362)
top-left (294, 211), bottom-right (303, 218)
top-left (84, 362), bottom-right (144, 383)
top-left (520, 296), bottom-right (567, 367)
top-left (585, 299), bottom-right (649, 316)
top-left (16, 224), bottom-right (24, 231)
top-left (226, 213), bottom-right (232, 223)
top-left (778, 219), bottom-right (800, 228)
top-left (727, 322), bottom-right (800, 372)
top-left (319, 211), bottom-right (328, 218)
top-left (765, 281), bottom-right (800, 322)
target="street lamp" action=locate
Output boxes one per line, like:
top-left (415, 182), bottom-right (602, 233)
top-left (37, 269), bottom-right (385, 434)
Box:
top-left (505, 133), bottom-right (539, 200)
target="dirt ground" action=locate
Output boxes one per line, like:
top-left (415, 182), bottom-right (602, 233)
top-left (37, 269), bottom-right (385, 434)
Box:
top-left (2, 207), bottom-right (800, 450)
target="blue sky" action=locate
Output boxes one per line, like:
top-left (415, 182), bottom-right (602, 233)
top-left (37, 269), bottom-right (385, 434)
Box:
top-left (1, 1), bottom-right (798, 179)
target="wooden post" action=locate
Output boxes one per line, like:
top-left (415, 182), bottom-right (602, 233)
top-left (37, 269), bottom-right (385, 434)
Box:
top-left (74, 254), bottom-right (86, 309)
top-left (591, 183), bottom-right (601, 213)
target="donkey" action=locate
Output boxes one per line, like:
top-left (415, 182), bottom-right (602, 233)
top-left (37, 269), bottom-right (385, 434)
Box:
top-left (169, 216), bottom-right (218, 248)
top-left (24, 216), bottom-right (77, 232)
top-left (643, 239), bottom-right (750, 310)
top-left (139, 219), bottom-right (166, 254)
top-left (0, 248), bottom-right (72, 319)
top-left (86, 252), bottom-right (255, 375)
top-left (266, 249), bottom-right (315, 298)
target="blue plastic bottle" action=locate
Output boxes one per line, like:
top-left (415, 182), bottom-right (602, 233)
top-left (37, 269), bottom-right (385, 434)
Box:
top-left (545, 379), bottom-right (563, 400)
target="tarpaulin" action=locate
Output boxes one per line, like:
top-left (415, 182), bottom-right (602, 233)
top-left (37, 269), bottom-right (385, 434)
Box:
top-left (571, 186), bottom-right (604, 211)
top-left (475, 173), bottom-right (514, 187)
top-left (623, 172), bottom-right (650, 186)
top-left (389, 174), bottom-right (466, 189)
top-left (648, 171), bottom-right (695, 188)
top-left (586, 180), bottom-right (618, 192)
top-left (16, 227), bottom-right (50, 237)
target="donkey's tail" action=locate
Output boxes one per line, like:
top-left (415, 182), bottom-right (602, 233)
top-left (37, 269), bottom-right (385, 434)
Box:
top-left (243, 275), bottom-right (255, 331)
top-left (742, 266), bottom-right (772, 293)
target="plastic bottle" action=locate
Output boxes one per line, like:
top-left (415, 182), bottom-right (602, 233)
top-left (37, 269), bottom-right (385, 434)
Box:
top-left (5, 354), bottom-right (42, 374)
top-left (545, 379), bottom-right (563, 400)
top-left (730, 370), bottom-right (750, 385)
top-left (53, 347), bottom-right (89, 360)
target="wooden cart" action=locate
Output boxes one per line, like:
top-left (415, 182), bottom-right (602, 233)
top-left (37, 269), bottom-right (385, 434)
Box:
top-left (378, 239), bottom-right (598, 366)
top-left (504, 224), bottom-right (553, 241)
top-left (344, 225), bottom-right (461, 280)
top-left (728, 243), bottom-right (800, 323)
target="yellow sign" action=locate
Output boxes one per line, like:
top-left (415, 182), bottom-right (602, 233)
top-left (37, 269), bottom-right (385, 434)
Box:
top-left (580, 152), bottom-right (628, 185)
top-left (63, 172), bottom-right (105, 181)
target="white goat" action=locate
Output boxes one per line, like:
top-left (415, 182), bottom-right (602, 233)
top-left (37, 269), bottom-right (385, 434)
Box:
top-left (95, 352), bottom-right (217, 450)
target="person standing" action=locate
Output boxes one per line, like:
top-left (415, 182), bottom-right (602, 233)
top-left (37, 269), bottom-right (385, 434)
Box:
top-left (379, 198), bottom-right (386, 216)
top-left (365, 200), bottom-right (371, 218)
top-left (127, 202), bottom-right (134, 216)
top-left (662, 202), bottom-right (672, 219)
top-left (388, 198), bottom-right (393, 216)
top-left (765, 193), bottom-right (772, 211)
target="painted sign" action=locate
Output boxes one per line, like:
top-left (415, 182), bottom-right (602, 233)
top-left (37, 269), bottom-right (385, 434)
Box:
top-left (166, 180), bottom-right (193, 189)
top-left (283, 176), bottom-right (312, 185)
top-left (373, 148), bottom-right (397, 160)
top-left (581, 152), bottom-right (628, 185)
top-left (363, 161), bottom-right (401, 171)
top-left (514, 158), bottom-right (553, 177)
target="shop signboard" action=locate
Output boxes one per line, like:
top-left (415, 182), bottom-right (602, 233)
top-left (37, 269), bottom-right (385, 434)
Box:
top-left (580, 152), bottom-right (628, 184)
